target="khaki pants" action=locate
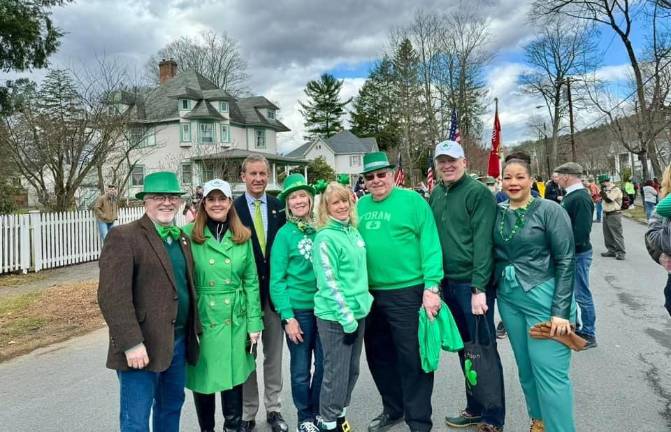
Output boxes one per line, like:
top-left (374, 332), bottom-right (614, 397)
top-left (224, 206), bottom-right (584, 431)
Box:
top-left (242, 302), bottom-right (284, 420)
top-left (603, 211), bottom-right (625, 255)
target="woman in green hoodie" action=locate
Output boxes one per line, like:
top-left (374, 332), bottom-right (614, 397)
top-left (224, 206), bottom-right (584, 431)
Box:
top-left (312, 182), bottom-right (373, 432)
top-left (270, 174), bottom-right (322, 432)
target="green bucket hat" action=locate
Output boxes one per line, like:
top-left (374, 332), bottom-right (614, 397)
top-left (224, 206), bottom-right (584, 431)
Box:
top-left (135, 171), bottom-right (187, 200)
top-left (361, 151), bottom-right (395, 174)
top-left (278, 173), bottom-right (315, 202)
top-left (597, 174), bottom-right (611, 184)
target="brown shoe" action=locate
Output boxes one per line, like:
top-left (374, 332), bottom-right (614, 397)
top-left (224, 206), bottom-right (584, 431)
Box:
top-left (529, 419), bottom-right (544, 432)
top-left (477, 424), bottom-right (503, 432)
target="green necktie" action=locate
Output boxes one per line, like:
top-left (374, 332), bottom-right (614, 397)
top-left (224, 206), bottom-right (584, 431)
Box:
top-left (156, 225), bottom-right (180, 241)
top-left (253, 200), bottom-right (266, 256)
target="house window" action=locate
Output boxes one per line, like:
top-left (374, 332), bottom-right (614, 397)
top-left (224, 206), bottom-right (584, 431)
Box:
top-left (219, 101), bottom-right (229, 112)
top-left (199, 122), bottom-right (215, 144)
top-left (181, 163), bottom-right (193, 185)
top-left (180, 123), bottom-right (191, 142)
top-left (131, 165), bottom-right (144, 186)
top-left (349, 155), bottom-right (362, 167)
top-left (202, 165), bottom-right (214, 182)
top-left (267, 109), bottom-right (275, 119)
top-left (255, 129), bottom-right (266, 148)
top-left (220, 124), bottom-right (230, 143)
top-left (181, 99), bottom-right (190, 110)
top-left (130, 126), bottom-right (155, 148)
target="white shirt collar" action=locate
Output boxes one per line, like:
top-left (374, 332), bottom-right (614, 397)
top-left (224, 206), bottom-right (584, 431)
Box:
top-left (565, 182), bottom-right (584, 195)
top-left (245, 192), bottom-right (267, 205)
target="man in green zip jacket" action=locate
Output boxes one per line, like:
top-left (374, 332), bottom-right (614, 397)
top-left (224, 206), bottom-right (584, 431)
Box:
top-left (357, 152), bottom-right (444, 432)
top-left (429, 140), bottom-right (505, 432)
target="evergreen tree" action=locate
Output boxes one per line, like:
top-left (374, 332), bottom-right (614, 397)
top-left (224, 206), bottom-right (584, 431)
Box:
top-left (299, 73), bottom-right (352, 140)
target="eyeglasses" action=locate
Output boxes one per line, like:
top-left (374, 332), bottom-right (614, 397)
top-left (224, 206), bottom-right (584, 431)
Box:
top-left (147, 195), bottom-right (181, 202)
top-left (364, 171), bottom-right (389, 181)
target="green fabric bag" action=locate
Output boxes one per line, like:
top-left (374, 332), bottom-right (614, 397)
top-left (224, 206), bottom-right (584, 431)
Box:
top-left (418, 301), bottom-right (464, 373)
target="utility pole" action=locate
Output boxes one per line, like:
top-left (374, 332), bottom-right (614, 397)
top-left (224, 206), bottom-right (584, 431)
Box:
top-left (566, 77), bottom-right (577, 161)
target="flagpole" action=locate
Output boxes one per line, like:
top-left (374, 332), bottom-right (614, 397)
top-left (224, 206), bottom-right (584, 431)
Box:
top-left (495, 97), bottom-right (502, 180)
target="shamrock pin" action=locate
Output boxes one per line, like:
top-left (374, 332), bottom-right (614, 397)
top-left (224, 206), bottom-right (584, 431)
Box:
top-left (464, 359), bottom-right (478, 389)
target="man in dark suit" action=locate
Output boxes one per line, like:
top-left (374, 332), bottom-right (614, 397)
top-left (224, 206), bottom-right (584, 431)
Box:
top-left (234, 154), bottom-right (288, 432)
top-left (98, 171), bottom-right (200, 432)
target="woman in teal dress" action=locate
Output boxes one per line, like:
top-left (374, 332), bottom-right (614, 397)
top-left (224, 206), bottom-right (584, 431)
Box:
top-left (494, 159), bottom-right (577, 432)
top-left (183, 179), bottom-right (263, 432)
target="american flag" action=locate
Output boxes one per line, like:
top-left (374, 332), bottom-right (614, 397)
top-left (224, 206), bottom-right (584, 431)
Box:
top-left (449, 108), bottom-right (461, 143)
top-left (427, 152), bottom-right (435, 192)
top-left (394, 153), bottom-right (406, 186)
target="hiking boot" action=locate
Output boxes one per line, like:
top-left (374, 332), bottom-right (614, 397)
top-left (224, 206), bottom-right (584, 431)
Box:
top-left (616, 253), bottom-right (625, 260)
top-left (298, 421), bottom-right (320, 432)
top-left (496, 321), bottom-right (507, 339)
top-left (600, 251), bottom-right (616, 257)
top-left (367, 412), bottom-right (403, 432)
top-left (477, 424), bottom-right (503, 432)
top-left (445, 410), bottom-right (482, 428)
top-left (529, 419), bottom-right (545, 432)
top-left (267, 412), bottom-right (289, 432)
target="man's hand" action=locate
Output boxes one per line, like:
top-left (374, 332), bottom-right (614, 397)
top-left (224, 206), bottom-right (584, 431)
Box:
top-left (422, 290), bottom-right (441, 320)
top-left (125, 343), bottom-right (149, 369)
top-left (284, 318), bottom-right (304, 344)
top-left (471, 292), bottom-right (488, 315)
top-left (660, 253), bottom-right (671, 271)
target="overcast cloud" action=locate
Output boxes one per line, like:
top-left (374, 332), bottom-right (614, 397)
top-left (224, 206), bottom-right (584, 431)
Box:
top-left (4, 0), bottom-right (632, 152)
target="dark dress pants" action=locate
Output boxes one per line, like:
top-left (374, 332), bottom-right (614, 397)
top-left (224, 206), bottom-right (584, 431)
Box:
top-left (193, 384), bottom-right (242, 432)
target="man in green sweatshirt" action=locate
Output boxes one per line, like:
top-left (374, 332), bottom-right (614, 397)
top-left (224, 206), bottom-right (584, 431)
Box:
top-left (357, 152), bottom-right (444, 432)
top-left (429, 140), bottom-right (505, 432)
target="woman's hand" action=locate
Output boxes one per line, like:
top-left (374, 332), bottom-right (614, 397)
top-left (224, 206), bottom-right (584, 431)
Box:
top-left (549, 316), bottom-right (571, 337)
top-left (249, 332), bottom-right (261, 344)
top-left (284, 318), bottom-right (304, 344)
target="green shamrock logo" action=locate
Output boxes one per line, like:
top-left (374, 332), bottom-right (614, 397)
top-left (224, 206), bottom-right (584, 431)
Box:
top-left (465, 359), bottom-right (478, 389)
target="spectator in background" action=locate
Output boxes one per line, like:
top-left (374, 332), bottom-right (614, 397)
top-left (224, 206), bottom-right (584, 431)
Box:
top-left (599, 175), bottom-right (625, 260)
top-left (545, 173), bottom-right (563, 203)
top-left (587, 176), bottom-right (603, 223)
top-left (536, 176), bottom-right (546, 198)
top-left (653, 178), bottom-right (661, 194)
top-left (623, 179), bottom-right (636, 208)
top-left (478, 176), bottom-right (497, 194)
top-left (183, 199), bottom-right (199, 223)
top-left (195, 185), bottom-right (204, 202)
top-left (94, 185), bottom-right (118, 242)
top-left (643, 180), bottom-right (659, 221)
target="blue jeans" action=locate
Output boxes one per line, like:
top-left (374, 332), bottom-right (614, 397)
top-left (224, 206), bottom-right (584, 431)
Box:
top-left (116, 336), bottom-right (186, 432)
top-left (574, 250), bottom-right (596, 338)
top-left (286, 310), bottom-right (324, 423)
top-left (595, 202), bottom-right (603, 222)
top-left (441, 279), bottom-right (505, 428)
top-left (97, 220), bottom-right (114, 242)
top-left (645, 201), bottom-right (656, 220)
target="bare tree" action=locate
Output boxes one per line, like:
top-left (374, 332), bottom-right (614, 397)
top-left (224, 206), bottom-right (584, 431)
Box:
top-left (535, 0), bottom-right (671, 178)
top-left (145, 30), bottom-right (249, 95)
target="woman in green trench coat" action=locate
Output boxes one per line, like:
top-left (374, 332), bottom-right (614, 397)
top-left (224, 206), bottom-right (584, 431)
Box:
top-left (183, 179), bottom-right (264, 432)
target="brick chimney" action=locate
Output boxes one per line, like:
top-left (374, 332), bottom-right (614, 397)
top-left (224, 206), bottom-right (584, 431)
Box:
top-left (159, 58), bottom-right (177, 84)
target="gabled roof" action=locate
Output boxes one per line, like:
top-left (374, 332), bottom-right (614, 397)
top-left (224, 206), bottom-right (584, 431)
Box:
top-left (285, 131), bottom-right (378, 157)
top-left (123, 70), bottom-right (289, 131)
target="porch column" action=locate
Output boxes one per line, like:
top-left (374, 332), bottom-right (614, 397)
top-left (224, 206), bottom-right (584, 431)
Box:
top-left (304, 165), bottom-right (308, 179)
top-left (272, 162), bottom-right (277, 186)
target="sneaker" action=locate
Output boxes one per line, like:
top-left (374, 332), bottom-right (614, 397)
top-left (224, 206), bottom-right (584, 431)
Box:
top-left (445, 410), bottom-right (482, 428)
top-left (477, 424), bottom-right (503, 432)
top-left (316, 417), bottom-right (337, 432)
top-left (298, 421), bottom-right (321, 432)
top-left (496, 321), bottom-right (507, 339)
top-left (529, 419), bottom-right (545, 432)
top-left (616, 253), bottom-right (625, 260)
top-left (600, 251), bottom-right (616, 257)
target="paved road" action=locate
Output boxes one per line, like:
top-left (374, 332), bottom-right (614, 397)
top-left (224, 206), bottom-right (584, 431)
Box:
top-left (1, 217), bottom-right (670, 431)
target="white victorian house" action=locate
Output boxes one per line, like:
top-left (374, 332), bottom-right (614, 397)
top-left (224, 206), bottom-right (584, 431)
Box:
top-left (286, 130), bottom-right (379, 184)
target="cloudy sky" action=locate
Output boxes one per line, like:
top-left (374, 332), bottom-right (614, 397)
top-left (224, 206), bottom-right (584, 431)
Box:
top-left (11, 0), bottom-right (643, 153)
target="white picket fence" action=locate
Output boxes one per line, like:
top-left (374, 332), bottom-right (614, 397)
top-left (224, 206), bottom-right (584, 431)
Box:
top-left (0, 208), bottom-right (188, 274)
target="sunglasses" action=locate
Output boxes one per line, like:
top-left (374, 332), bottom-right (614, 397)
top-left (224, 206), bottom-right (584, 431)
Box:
top-left (147, 195), bottom-right (181, 202)
top-left (364, 171), bottom-right (389, 181)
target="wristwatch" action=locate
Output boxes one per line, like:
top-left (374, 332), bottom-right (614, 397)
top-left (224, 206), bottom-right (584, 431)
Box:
top-left (425, 286), bottom-right (440, 294)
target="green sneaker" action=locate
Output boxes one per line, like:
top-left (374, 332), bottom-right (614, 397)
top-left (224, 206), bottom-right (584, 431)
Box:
top-left (445, 410), bottom-right (482, 428)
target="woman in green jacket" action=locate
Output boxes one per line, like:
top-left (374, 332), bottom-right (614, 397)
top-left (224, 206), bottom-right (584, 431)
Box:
top-left (270, 174), bottom-right (323, 432)
top-left (312, 182), bottom-right (373, 432)
top-left (494, 159), bottom-right (577, 432)
top-left (183, 179), bottom-right (264, 432)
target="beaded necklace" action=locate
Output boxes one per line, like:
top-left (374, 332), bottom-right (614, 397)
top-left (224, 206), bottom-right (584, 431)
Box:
top-left (499, 197), bottom-right (535, 242)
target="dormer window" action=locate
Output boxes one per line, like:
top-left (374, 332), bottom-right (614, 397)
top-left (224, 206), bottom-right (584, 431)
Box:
top-left (181, 99), bottom-right (190, 110)
top-left (267, 109), bottom-right (275, 119)
top-left (219, 101), bottom-right (229, 113)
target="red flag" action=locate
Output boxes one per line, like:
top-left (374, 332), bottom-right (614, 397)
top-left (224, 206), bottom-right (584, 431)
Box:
top-left (427, 153), bottom-right (435, 192)
top-left (394, 153), bottom-right (406, 186)
top-left (487, 107), bottom-right (501, 178)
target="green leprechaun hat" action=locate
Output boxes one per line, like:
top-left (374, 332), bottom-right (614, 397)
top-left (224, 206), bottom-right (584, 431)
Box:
top-left (135, 171), bottom-right (187, 200)
top-left (361, 151), bottom-right (395, 174)
top-left (278, 173), bottom-right (315, 202)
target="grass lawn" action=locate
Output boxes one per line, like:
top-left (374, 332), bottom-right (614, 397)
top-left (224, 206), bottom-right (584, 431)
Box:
top-left (623, 205), bottom-right (647, 224)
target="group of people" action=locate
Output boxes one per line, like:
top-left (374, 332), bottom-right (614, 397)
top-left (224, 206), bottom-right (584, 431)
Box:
top-left (99, 141), bottom-right (604, 432)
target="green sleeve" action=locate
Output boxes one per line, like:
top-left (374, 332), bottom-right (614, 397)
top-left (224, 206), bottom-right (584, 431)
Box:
top-left (313, 234), bottom-right (358, 333)
top-left (416, 197), bottom-right (444, 289)
top-left (469, 189), bottom-right (496, 292)
top-left (269, 228), bottom-right (294, 320)
top-left (546, 205), bottom-right (576, 319)
top-left (656, 194), bottom-right (671, 218)
top-left (242, 240), bottom-right (264, 333)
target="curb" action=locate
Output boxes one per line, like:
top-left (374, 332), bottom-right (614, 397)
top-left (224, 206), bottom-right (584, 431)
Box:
top-left (622, 212), bottom-right (648, 226)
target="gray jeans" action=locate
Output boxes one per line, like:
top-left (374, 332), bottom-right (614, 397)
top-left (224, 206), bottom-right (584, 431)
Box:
top-left (316, 318), bottom-right (365, 423)
top-left (603, 211), bottom-right (625, 255)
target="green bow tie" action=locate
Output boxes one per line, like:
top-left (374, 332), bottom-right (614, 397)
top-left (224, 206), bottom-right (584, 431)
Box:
top-left (156, 225), bottom-right (180, 241)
